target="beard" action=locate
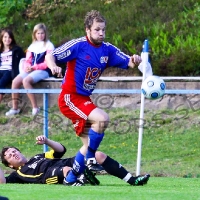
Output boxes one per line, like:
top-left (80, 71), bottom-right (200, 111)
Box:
top-left (89, 35), bottom-right (104, 46)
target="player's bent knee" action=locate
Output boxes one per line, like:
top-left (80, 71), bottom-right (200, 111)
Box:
top-left (95, 151), bottom-right (107, 164)
top-left (99, 120), bottom-right (109, 131)
top-left (62, 166), bottom-right (72, 177)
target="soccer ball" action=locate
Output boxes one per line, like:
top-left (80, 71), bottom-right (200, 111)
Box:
top-left (141, 75), bottom-right (166, 100)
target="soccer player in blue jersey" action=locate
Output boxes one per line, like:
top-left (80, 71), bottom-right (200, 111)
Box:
top-left (45, 10), bottom-right (147, 186)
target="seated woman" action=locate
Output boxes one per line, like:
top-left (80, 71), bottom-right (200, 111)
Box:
top-left (6, 23), bottom-right (54, 116)
top-left (0, 29), bottom-right (25, 103)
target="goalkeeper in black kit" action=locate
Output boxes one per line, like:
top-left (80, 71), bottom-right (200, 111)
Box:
top-left (0, 135), bottom-right (150, 186)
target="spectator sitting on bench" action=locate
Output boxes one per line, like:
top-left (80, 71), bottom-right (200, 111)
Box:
top-left (5, 23), bottom-right (54, 116)
top-left (0, 29), bottom-right (25, 104)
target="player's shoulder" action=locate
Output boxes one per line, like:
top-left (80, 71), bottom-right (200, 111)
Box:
top-left (61, 36), bottom-right (86, 49)
top-left (103, 41), bottom-right (118, 49)
top-left (77, 36), bottom-right (87, 42)
top-left (72, 36), bottom-right (87, 45)
top-left (19, 154), bottom-right (44, 169)
top-left (100, 42), bottom-right (119, 55)
top-left (28, 153), bottom-right (45, 161)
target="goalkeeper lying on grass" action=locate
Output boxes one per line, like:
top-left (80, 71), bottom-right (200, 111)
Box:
top-left (0, 135), bottom-right (150, 186)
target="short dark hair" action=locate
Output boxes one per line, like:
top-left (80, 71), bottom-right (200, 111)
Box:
top-left (84, 10), bottom-right (106, 29)
top-left (0, 146), bottom-right (20, 167)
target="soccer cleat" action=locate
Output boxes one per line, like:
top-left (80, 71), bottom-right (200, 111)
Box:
top-left (133, 174), bottom-right (150, 186)
top-left (63, 179), bottom-right (84, 186)
top-left (77, 174), bottom-right (89, 184)
top-left (5, 109), bottom-right (20, 116)
top-left (86, 158), bottom-right (104, 172)
top-left (84, 166), bottom-right (100, 185)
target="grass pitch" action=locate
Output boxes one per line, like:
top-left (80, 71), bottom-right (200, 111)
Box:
top-left (1, 176), bottom-right (200, 200)
top-left (1, 107), bottom-right (200, 200)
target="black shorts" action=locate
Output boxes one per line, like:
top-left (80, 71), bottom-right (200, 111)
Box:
top-left (43, 157), bottom-right (75, 184)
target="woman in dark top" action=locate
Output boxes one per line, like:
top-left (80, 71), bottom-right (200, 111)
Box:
top-left (0, 29), bottom-right (25, 103)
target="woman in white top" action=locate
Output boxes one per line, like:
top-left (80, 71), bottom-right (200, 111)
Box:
top-left (6, 23), bottom-right (54, 116)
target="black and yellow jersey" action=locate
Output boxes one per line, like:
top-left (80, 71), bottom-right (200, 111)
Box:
top-left (5, 145), bottom-right (75, 184)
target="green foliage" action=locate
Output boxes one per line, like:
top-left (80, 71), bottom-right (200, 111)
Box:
top-left (0, 0), bottom-right (31, 28)
top-left (0, 104), bottom-right (6, 111)
top-left (2, 0), bottom-right (200, 75)
top-left (7, 0), bottom-right (200, 76)
top-left (20, 116), bottom-right (32, 123)
top-left (0, 117), bottom-right (8, 124)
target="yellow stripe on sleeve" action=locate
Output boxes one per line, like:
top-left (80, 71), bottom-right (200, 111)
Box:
top-left (17, 170), bottom-right (43, 178)
top-left (46, 176), bottom-right (58, 184)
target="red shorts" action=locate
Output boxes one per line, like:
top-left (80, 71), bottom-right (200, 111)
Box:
top-left (58, 91), bottom-right (97, 136)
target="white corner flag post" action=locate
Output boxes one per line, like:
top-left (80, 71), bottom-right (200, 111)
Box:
top-left (136, 40), bottom-right (149, 176)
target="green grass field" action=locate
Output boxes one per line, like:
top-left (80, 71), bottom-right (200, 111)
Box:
top-left (1, 176), bottom-right (200, 200)
top-left (1, 106), bottom-right (200, 199)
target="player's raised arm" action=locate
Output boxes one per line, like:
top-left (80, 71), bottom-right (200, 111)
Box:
top-left (36, 135), bottom-right (66, 153)
top-left (0, 167), bottom-right (6, 183)
top-left (45, 54), bottom-right (63, 77)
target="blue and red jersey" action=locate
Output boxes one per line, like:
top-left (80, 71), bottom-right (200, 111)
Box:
top-left (52, 36), bottom-right (130, 96)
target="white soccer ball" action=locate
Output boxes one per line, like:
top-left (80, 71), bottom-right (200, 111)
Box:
top-left (141, 75), bottom-right (166, 100)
